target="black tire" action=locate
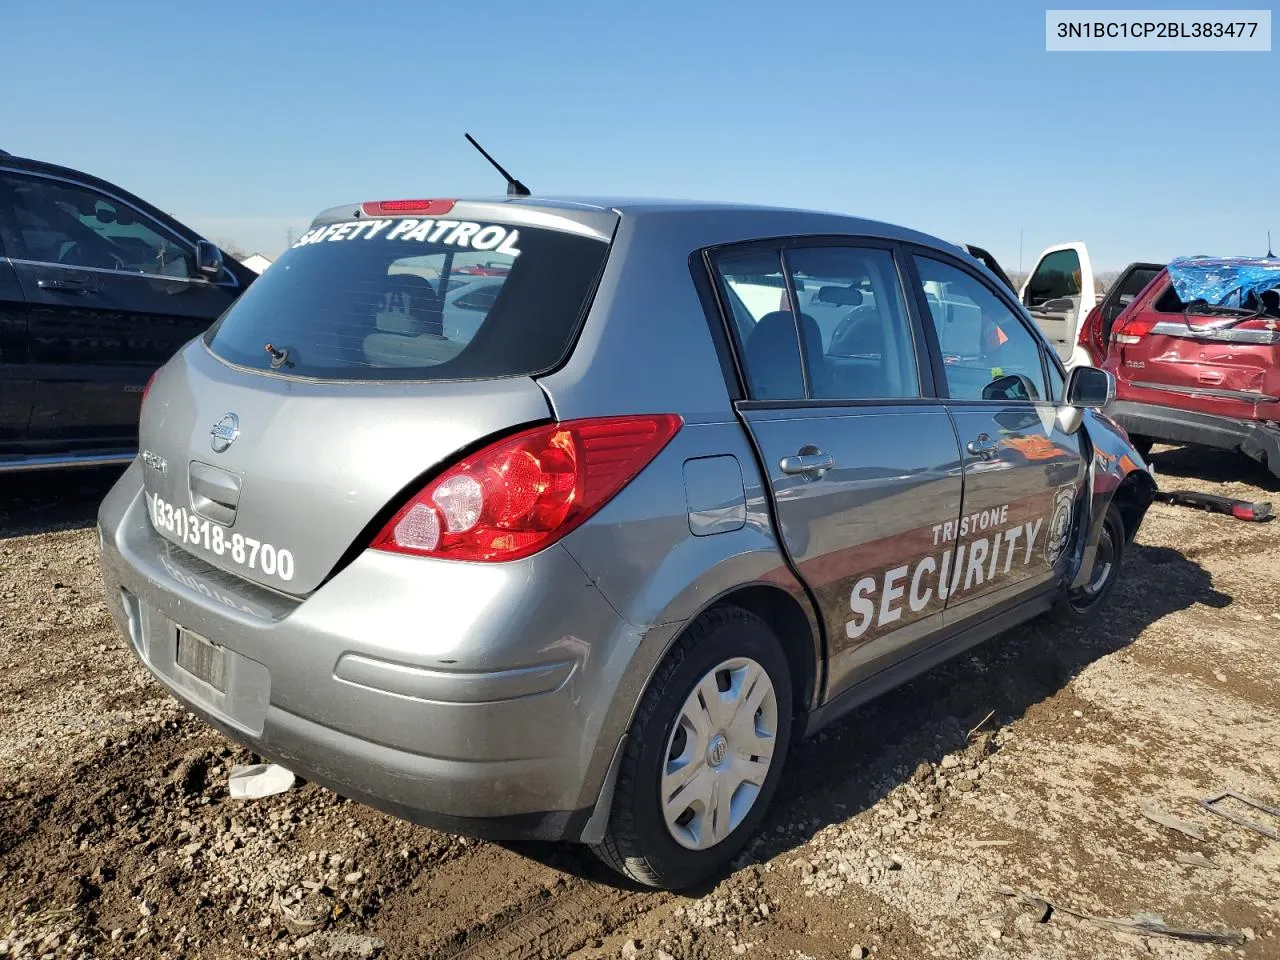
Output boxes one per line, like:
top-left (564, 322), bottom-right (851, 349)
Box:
top-left (1129, 435), bottom-right (1155, 459)
top-left (1049, 503), bottom-right (1126, 623)
top-left (592, 606), bottom-right (793, 889)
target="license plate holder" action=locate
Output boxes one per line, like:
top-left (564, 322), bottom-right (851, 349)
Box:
top-left (176, 628), bottom-right (227, 693)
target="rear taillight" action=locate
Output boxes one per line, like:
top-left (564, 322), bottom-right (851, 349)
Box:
top-left (372, 415), bottom-right (683, 562)
top-left (1112, 314), bottom-right (1157, 345)
top-left (141, 371), bottom-right (158, 408)
top-left (1230, 503), bottom-right (1275, 522)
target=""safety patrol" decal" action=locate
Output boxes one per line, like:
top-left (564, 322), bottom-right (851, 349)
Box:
top-left (292, 219), bottom-right (522, 255)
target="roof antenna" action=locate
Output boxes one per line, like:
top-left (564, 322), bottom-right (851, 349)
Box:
top-left (464, 133), bottom-right (530, 198)
top-left (1268, 230), bottom-right (1274, 259)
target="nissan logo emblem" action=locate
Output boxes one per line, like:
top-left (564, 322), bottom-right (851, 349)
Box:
top-left (210, 413), bottom-right (240, 453)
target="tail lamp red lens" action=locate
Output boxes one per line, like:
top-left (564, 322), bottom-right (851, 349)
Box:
top-left (372, 415), bottom-right (683, 562)
top-left (360, 199), bottom-right (456, 217)
top-left (141, 370), bottom-right (158, 407)
top-left (1112, 314), bottom-right (1157, 345)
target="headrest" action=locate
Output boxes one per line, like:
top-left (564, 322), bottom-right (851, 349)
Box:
top-left (745, 311), bottom-right (823, 400)
top-left (752, 311), bottom-right (822, 350)
top-left (379, 273), bottom-right (443, 336)
top-left (385, 273), bottom-right (438, 306)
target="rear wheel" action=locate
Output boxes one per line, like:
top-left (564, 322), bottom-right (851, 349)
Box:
top-left (593, 607), bottom-right (793, 889)
top-left (1050, 503), bottom-right (1125, 623)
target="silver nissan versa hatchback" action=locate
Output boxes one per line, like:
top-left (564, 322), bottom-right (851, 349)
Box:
top-left (99, 196), bottom-right (1155, 889)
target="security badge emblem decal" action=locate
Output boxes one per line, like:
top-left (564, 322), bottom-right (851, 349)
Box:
top-left (1045, 484), bottom-right (1076, 565)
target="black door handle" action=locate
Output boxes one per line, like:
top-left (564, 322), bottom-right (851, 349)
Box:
top-left (37, 277), bottom-right (99, 294)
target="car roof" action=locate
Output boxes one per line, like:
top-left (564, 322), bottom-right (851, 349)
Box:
top-left (1, 153), bottom-right (203, 243)
top-left (0, 151), bottom-right (259, 285)
top-left (310, 195), bottom-right (969, 259)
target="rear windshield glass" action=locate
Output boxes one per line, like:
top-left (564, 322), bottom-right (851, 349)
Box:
top-left (205, 218), bottom-right (609, 380)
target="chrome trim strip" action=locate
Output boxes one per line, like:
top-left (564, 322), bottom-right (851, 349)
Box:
top-left (1149, 320), bottom-right (1280, 345)
top-left (0, 449), bottom-right (135, 473)
top-left (1128, 380), bottom-right (1278, 403)
top-left (2, 255), bottom-right (234, 287)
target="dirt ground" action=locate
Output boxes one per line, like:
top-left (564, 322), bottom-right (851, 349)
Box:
top-left (1, 444), bottom-right (1278, 960)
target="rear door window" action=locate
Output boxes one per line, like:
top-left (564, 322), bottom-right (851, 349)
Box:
top-left (1101, 264), bottom-right (1162, 340)
top-left (0, 172), bottom-right (198, 278)
top-left (711, 244), bottom-right (921, 401)
top-left (1113, 266), bottom-right (1161, 306)
top-left (206, 219), bottom-right (608, 381)
top-left (788, 246), bottom-right (920, 400)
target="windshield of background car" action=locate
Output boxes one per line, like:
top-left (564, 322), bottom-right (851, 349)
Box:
top-left (205, 218), bottom-right (609, 380)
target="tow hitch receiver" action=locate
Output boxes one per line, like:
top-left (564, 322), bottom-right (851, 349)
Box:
top-left (1154, 490), bottom-right (1274, 522)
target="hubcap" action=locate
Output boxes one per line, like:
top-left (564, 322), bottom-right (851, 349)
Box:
top-left (660, 656), bottom-right (778, 851)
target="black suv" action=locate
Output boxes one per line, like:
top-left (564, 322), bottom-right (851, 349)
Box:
top-left (0, 150), bottom-right (255, 472)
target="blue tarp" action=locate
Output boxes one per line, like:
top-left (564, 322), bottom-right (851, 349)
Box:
top-left (1168, 256), bottom-right (1280, 309)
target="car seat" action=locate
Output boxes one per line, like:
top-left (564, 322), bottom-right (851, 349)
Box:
top-left (745, 311), bottom-right (827, 399)
top-left (379, 273), bottom-right (444, 337)
top-left (363, 273), bottom-right (453, 368)
top-left (827, 307), bottom-right (889, 398)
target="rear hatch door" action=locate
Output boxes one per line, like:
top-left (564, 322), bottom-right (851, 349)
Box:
top-left (139, 200), bottom-right (617, 595)
top-left (1113, 272), bottom-right (1280, 413)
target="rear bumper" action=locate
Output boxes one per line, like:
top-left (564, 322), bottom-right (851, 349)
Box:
top-left (97, 460), bottom-right (674, 841)
top-left (1107, 400), bottom-right (1280, 474)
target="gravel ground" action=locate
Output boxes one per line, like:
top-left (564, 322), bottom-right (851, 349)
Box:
top-left (1, 444), bottom-right (1277, 960)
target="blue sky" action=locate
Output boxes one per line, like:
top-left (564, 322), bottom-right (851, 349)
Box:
top-left (2, 1), bottom-right (1273, 269)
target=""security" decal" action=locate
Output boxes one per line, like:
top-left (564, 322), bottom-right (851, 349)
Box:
top-left (845, 493), bottom-right (1073, 640)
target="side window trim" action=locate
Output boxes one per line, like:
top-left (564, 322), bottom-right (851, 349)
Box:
top-left (903, 243), bottom-right (1056, 406)
top-left (887, 242), bottom-right (941, 400)
top-left (704, 241), bottom-right (788, 402)
top-left (704, 235), bottom-right (945, 408)
top-left (691, 250), bottom-right (745, 401)
top-left (900, 250), bottom-right (951, 400)
top-left (0, 166), bottom-right (239, 288)
top-left (777, 248), bottom-right (814, 399)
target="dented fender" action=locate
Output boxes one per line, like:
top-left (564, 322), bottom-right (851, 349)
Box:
top-left (1068, 408), bottom-right (1157, 590)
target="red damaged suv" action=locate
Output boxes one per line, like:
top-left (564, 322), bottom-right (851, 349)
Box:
top-left (1102, 264), bottom-right (1280, 477)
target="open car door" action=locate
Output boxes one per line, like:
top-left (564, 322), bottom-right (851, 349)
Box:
top-left (962, 243), bottom-right (1015, 294)
top-left (1019, 242), bottom-right (1095, 367)
top-left (1078, 261), bottom-right (1164, 364)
